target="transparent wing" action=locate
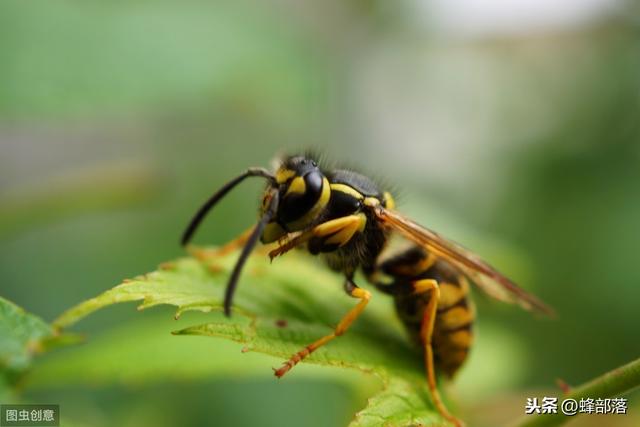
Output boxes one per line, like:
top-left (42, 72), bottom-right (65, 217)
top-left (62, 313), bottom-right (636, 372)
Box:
top-left (371, 205), bottom-right (554, 316)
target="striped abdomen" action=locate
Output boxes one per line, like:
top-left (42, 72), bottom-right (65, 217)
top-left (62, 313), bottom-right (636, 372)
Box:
top-left (375, 246), bottom-right (475, 378)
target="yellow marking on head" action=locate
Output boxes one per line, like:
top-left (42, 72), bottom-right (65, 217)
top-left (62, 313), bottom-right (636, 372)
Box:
top-left (286, 176), bottom-right (306, 196)
top-left (330, 183), bottom-right (364, 200)
top-left (383, 192), bottom-right (395, 209)
top-left (275, 168), bottom-right (296, 184)
top-left (285, 177), bottom-right (331, 231)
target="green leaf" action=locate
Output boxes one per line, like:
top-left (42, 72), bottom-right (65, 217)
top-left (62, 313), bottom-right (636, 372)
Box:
top-left (54, 250), bottom-right (447, 425)
top-left (29, 312), bottom-right (377, 394)
top-left (351, 378), bottom-right (443, 427)
top-left (0, 296), bottom-right (79, 393)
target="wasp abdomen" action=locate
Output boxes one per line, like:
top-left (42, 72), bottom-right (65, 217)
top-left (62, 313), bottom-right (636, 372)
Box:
top-left (375, 247), bottom-right (475, 378)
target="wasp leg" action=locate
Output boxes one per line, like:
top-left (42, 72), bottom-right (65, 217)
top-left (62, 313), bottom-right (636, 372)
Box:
top-left (274, 277), bottom-right (371, 377)
top-left (269, 214), bottom-right (366, 259)
top-left (415, 279), bottom-right (464, 427)
top-left (188, 225), bottom-right (280, 263)
top-left (268, 228), bottom-right (311, 259)
top-left (311, 214), bottom-right (366, 247)
top-left (187, 226), bottom-right (256, 262)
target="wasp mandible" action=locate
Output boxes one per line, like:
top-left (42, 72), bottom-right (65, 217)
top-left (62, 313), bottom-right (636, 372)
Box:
top-left (182, 154), bottom-right (554, 426)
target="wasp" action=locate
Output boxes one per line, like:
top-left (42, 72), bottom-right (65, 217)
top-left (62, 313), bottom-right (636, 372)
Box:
top-left (182, 154), bottom-right (554, 426)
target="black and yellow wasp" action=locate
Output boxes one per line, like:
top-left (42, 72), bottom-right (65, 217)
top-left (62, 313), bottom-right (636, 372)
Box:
top-left (182, 153), bottom-right (554, 426)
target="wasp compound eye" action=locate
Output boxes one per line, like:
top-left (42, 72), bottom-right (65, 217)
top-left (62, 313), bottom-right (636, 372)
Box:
top-left (279, 170), bottom-right (326, 225)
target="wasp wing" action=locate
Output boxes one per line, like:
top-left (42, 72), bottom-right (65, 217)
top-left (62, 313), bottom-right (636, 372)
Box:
top-left (371, 205), bottom-right (554, 316)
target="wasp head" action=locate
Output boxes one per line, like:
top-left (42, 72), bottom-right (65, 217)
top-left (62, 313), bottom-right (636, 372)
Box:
top-left (260, 155), bottom-right (331, 243)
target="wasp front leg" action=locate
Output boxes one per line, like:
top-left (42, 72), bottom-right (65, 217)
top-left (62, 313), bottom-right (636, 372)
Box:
top-left (268, 215), bottom-right (370, 375)
top-left (274, 277), bottom-right (371, 377)
top-left (269, 214), bottom-right (367, 259)
top-left (192, 223), bottom-right (303, 261)
top-left (187, 225), bottom-right (256, 261)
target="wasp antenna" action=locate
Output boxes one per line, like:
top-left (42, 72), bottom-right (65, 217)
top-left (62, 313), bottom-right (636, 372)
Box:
top-left (181, 167), bottom-right (275, 246)
top-left (224, 189), bottom-right (279, 316)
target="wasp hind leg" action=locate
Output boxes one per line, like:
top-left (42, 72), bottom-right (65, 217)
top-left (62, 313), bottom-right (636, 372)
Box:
top-left (274, 277), bottom-right (371, 377)
top-left (413, 278), bottom-right (464, 427)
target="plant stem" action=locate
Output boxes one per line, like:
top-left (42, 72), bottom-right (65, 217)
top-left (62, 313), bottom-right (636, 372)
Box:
top-left (514, 357), bottom-right (640, 427)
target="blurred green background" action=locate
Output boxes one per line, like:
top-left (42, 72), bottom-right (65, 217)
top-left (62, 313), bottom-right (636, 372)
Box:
top-left (1, 1), bottom-right (639, 426)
